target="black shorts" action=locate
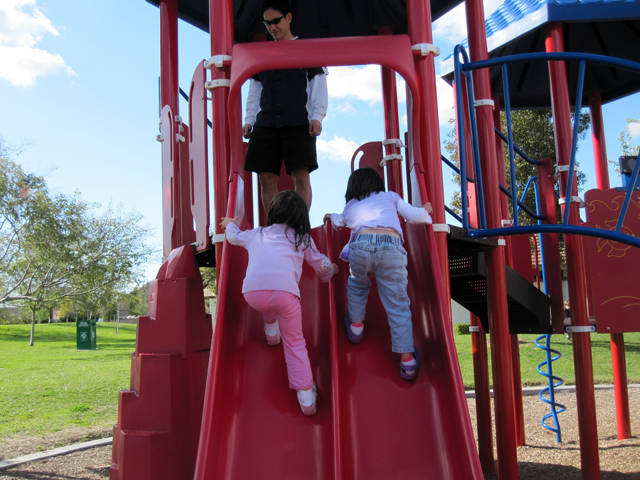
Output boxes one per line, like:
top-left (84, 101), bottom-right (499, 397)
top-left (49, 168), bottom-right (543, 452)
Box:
top-left (244, 125), bottom-right (318, 176)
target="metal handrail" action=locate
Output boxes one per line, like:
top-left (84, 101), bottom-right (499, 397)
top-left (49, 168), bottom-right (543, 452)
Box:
top-left (441, 154), bottom-right (475, 184)
top-left (452, 46), bottom-right (640, 248)
top-left (494, 129), bottom-right (540, 166)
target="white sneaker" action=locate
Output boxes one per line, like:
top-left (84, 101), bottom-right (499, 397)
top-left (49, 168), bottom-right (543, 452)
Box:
top-left (265, 321), bottom-right (280, 346)
top-left (297, 384), bottom-right (317, 416)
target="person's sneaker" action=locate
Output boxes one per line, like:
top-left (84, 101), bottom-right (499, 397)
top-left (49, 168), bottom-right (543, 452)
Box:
top-left (400, 348), bottom-right (421, 381)
top-left (297, 384), bottom-right (317, 416)
top-left (343, 313), bottom-right (363, 344)
top-left (264, 321), bottom-right (280, 346)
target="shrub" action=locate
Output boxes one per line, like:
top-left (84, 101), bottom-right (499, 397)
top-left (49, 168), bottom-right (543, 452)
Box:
top-left (454, 323), bottom-right (471, 335)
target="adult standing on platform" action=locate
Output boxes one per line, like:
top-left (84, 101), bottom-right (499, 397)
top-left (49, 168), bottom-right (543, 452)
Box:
top-left (243, 0), bottom-right (328, 211)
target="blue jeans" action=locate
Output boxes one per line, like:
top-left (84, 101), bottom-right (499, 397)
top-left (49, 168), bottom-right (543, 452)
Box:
top-left (347, 234), bottom-right (414, 353)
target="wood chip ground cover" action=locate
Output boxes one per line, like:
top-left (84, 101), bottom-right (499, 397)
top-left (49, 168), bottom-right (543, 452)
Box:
top-left (1, 389), bottom-right (637, 479)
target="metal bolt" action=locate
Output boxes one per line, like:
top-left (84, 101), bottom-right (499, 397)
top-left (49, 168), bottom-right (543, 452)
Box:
top-left (607, 327), bottom-right (611, 330)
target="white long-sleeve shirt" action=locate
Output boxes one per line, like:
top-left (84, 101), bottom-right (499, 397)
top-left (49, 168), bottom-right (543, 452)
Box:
top-left (330, 191), bottom-right (432, 261)
top-left (225, 223), bottom-right (333, 297)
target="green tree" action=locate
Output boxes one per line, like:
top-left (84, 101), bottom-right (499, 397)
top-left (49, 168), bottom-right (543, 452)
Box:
top-left (618, 118), bottom-right (640, 156)
top-left (609, 118), bottom-right (640, 175)
top-left (200, 267), bottom-right (216, 296)
top-left (0, 140), bottom-right (154, 345)
top-left (125, 282), bottom-right (150, 317)
top-left (444, 109), bottom-right (590, 225)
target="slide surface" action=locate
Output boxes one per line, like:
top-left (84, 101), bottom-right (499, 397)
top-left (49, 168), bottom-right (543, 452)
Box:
top-left (194, 223), bottom-right (482, 479)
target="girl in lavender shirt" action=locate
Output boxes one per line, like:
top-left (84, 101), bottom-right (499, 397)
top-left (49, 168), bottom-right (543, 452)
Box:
top-left (326, 168), bottom-right (432, 380)
top-left (221, 190), bottom-right (337, 415)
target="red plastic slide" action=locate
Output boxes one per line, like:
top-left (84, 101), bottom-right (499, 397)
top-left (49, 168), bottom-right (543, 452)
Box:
top-left (194, 222), bottom-right (482, 479)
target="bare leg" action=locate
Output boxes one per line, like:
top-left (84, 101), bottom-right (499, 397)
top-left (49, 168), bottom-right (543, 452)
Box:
top-left (291, 167), bottom-right (312, 210)
top-left (259, 172), bottom-right (279, 213)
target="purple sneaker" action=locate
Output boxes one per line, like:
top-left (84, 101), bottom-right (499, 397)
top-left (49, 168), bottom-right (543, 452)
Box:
top-left (400, 348), bottom-right (421, 381)
top-left (343, 314), bottom-right (363, 344)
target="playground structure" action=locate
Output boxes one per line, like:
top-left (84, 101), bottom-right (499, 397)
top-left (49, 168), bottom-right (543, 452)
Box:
top-left (110, 1), bottom-right (640, 479)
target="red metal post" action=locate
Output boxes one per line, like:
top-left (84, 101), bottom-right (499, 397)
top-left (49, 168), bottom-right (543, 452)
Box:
top-left (160, 0), bottom-right (179, 114)
top-left (455, 80), bottom-right (494, 472)
top-left (546, 23), bottom-right (601, 479)
top-left (493, 95), bottom-right (525, 446)
top-left (588, 91), bottom-right (631, 440)
top-left (510, 335), bottom-right (525, 446)
top-left (378, 26), bottom-right (404, 196)
top-left (588, 92), bottom-right (610, 191)
top-left (209, 0), bottom-right (234, 273)
top-left (159, 0), bottom-right (181, 258)
top-left (611, 335), bottom-right (631, 439)
top-left (406, 0), bottom-right (451, 308)
top-left (470, 314), bottom-right (495, 473)
top-left (465, 0), bottom-right (519, 476)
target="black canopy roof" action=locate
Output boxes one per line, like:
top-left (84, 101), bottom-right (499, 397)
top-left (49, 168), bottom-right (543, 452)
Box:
top-left (145, 0), bottom-right (463, 44)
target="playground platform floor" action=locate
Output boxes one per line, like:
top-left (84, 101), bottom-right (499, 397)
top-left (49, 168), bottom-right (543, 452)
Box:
top-left (0, 388), bottom-right (638, 479)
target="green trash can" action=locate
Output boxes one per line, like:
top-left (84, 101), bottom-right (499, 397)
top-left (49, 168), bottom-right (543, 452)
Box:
top-left (76, 320), bottom-right (97, 350)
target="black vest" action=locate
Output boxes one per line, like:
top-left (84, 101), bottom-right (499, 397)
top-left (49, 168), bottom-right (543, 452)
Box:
top-left (254, 67), bottom-right (324, 128)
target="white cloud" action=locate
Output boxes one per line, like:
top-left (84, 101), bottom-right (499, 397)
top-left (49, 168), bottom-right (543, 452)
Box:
top-left (627, 122), bottom-right (640, 138)
top-left (433, 0), bottom-right (505, 44)
top-left (433, 4), bottom-right (468, 44)
top-left (0, 0), bottom-right (76, 86)
top-left (325, 64), bottom-right (452, 127)
top-left (436, 77), bottom-right (456, 126)
top-left (327, 65), bottom-right (381, 103)
top-left (317, 136), bottom-right (360, 163)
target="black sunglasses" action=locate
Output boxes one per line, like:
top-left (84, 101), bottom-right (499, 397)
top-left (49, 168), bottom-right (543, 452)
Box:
top-left (263, 15), bottom-right (285, 27)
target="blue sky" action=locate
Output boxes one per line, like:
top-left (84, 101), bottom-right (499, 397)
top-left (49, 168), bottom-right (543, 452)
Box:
top-left (1, 0), bottom-right (639, 281)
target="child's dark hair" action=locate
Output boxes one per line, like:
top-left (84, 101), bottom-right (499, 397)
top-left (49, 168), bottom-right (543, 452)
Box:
top-left (345, 167), bottom-right (385, 203)
top-left (266, 190), bottom-right (311, 251)
top-left (262, 0), bottom-right (291, 15)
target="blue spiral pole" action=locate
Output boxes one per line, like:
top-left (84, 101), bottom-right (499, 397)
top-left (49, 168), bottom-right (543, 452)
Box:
top-left (531, 179), bottom-right (565, 442)
top-left (534, 335), bottom-right (566, 442)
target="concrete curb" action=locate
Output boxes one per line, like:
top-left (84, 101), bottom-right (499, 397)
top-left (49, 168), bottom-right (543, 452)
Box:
top-left (465, 383), bottom-right (640, 398)
top-left (0, 437), bottom-right (113, 471)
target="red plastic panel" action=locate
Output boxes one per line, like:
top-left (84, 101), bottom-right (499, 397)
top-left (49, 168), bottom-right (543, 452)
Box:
top-left (537, 157), bottom-right (565, 333)
top-left (511, 234), bottom-right (537, 284)
top-left (193, 224), bottom-right (482, 479)
top-left (178, 124), bottom-right (196, 247)
top-left (350, 141), bottom-right (384, 175)
top-left (584, 187), bottom-right (640, 332)
top-left (160, 105), bottom-right (176, 260)
top-left (111, 246), bottom-right (212, 480)
top-left (189, 61), bottom-right (210, 252)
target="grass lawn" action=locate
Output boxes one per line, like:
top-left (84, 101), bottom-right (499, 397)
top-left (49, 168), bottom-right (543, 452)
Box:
top-left (0, 323), bottom-right (136, 439)
top-left (454, 332), bottom-right (640, 389)
top-left (1, 322), bottom-right (638, 440)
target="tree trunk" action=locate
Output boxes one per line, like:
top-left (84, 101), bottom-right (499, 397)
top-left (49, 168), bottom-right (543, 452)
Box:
top-left (116, 308), bottom-right (120, 334)
top-left (29, 307), bottom-right (35, 346)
